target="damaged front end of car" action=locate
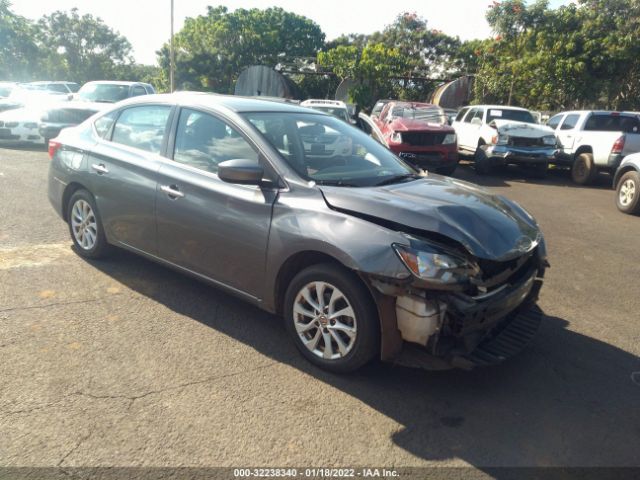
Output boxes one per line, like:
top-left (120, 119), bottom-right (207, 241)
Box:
top-left (366, 233), bottom-right (547, 370)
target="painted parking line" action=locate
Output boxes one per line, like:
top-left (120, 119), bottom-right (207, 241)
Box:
top-left (0, 242), bottom-right (74, 270)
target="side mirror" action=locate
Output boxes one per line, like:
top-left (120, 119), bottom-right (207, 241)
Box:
top-left (218, 159), bottom-right (265, 186)
top-left (471, 117), bottom-right (482, 126)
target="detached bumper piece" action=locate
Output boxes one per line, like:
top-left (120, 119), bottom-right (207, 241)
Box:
top-left (486, 145), bottom-right (557, 165)
top-left (452, 305), bottom-right (543, 369)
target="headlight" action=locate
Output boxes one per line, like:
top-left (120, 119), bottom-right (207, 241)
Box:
top-left (443, 133), bottom-right (457, 144)
top-left (542, 135), bottom-right (556, 146)
top-left (393, 243), bottom-right (479, 285)
top-left (492, 133), bottom-right (509, 145)
top-left (390, 132), bottom-right (403, 143)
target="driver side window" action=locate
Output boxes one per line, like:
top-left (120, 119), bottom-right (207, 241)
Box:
top-left (173, 109), bottom-right (259, 174)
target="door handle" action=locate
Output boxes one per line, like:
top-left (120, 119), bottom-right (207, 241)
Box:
top-left (91, 163), bottom-right (109, 174)
top-left (160, 185), bottom-right (185, 199)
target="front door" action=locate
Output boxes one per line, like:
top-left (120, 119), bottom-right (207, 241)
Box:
top-left (155, 108), bottom-right (276, 298)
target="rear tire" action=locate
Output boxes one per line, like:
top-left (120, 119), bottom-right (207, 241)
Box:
top-left (616, 171), bottom-right (640, 215)
top-left (572, 153), bottom-right (597, 185)
top-left (284, 264), bottom-right (379, 373)
top-left (67, 189), bottom-right (111, 259)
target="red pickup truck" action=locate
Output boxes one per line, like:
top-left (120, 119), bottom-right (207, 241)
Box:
top-left (374, 101), bottom-right (459, 175)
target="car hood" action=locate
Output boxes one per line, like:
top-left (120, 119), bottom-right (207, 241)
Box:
top-left (388, 118), bottom-right (453, 133)
top-left (490, 119), bottom-right (554, 138)
top-left (319, 175), bottom-right (541, 261)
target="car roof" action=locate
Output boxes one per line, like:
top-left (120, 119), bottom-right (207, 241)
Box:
top-left (472, 105), bottom-right (530, 111)
top-left (81, 81), bottom-right (143, 87)
top-left (557, 110), bottom-right (638, 116)
top-left (388, 101), bottom-right (440, 108)
top-left (117, 92), bottom-right (318, 114)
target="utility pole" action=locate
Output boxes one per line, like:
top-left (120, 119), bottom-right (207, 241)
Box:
top-left (170, 0), bottom-right (175, 92)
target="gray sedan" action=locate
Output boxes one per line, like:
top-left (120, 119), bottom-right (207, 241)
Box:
top-left (48, 93), bottom-right (548, 372)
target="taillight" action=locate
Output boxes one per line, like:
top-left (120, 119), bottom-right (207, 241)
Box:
top-left (48, 140), bottom-right (62, 159)
top-left (612, 135), bottom-right (625, 154)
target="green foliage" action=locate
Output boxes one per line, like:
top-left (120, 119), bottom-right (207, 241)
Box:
top-left (474, 0), bottom-right (640, 110)
top-left (36, 9), bottom-right (133, 83)
top-left (0, 0), bottom-right (42, 80)
top-left (158, 6), bottom-right (325, 93)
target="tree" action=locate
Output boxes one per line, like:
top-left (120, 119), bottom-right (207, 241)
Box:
top-left (0, 0), bottom-right (42, 80)
top-left (37, 8), bottom-right (134, 83)
top-left (318, 42), bottom-right (409, 108)
top-left (158, 6), bottom-right (325, 93)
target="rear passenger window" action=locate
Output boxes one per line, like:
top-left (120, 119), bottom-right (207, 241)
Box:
top-left (547, 114), bottom-right (563, 130)
top-left (455, 108), bottom-right (469, 122)
top-left (173, 109), bottom-right (259, 174)
top-left (111, 105), bottom-right (171, 153)
top-left (131, 86), bottom-right (147, 97)
top-left (94, 111), bottom-right (118, 139)
top-left (560, 114), bottom-right (580, 130)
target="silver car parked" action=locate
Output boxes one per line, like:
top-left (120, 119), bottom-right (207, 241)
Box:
top-left (48, 93), bottom-right (548, 372)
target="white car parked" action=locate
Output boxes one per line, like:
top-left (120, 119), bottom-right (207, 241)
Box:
top-left (301, 99), bottom-right (352, 124)
top-left (0, 107), bottom-right (46, 145)
top-left (452, 105), bottom-right (557, 175)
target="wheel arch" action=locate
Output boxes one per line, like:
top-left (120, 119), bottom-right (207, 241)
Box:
top-left (614, 164), bottom-right (639, 188)
top-left (574, 145), bottom-right (593, 162)
top-left (61, 182), bottom-right (90, 221)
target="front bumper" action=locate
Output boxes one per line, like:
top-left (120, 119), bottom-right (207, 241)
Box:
top-left (396, 149), bottom-right (459, 170)
top-left (485, 144), bottom-right (558, 165)
top-left (0, 126), bottom-right (44, 144)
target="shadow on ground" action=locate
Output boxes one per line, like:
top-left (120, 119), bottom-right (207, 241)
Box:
top-left (81, 249), bottom-right (640, 469)
top-left (453, 161), bottom-right (614, 190)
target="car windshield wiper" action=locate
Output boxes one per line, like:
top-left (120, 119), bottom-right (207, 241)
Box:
top-left (314, 180), bottom-right (360, 187)
top-left (373, 173), bottom-right (421, 187)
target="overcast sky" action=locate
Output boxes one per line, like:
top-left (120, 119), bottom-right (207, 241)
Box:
top-left (14, 0), bottom-right (572, 65)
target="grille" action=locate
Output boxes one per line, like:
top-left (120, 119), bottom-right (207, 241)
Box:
top-left (402, 132), bottom-right (446, 146)
top-left (477, 248), bottom-right (536, 285)
top-left (508, 136), bottom-right (545, 147)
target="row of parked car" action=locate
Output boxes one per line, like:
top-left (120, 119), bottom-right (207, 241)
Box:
top-left (303, 98), bottom-right (640, 216)
top-left (0, 80), bottom-right (155, 146)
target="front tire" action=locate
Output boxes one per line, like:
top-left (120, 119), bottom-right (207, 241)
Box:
top-left (474, 144), bottom-right (491, 175)
top-left (616, 171), bottom-right (640, 215)
top-left (572, 153), bottom-right (597, 185)
top-left (284, 264), bottom-right (380, 373)
top-left (67, 189), bottom-right (110, 259)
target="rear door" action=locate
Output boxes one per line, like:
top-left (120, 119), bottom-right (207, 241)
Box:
top-left (155, 107), bottom-right (277, 298)
top-left (87, 104), bottom-right (173, 254)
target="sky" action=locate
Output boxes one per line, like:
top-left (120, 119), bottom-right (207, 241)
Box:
top-left (13, 0), bottom-right (573, 65)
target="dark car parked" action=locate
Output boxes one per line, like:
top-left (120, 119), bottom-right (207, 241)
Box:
top-left (48, 93), bottom-right (548, 372)
top-left (76, 81), bottom-right (155, 104)
top-left (39, 103), bottom-right (106, 145)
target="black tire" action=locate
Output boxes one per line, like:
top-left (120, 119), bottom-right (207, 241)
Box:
top-left (474, 144), bottom-right (492, 175)
top-left (615, 170), bottom-right (640, 215)
top-left (67, 189), bottom-right (111, 259)
top-left (436, 163), bottom-right (457, 176)
top-left (572, 153), bottom-right (597, 185)
top-left (284, 263), bottom-right (380, 373)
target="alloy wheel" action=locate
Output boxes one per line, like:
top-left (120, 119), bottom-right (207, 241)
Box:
top-left (619, 179), bottom-right (636, 207)
top-left (293, 281), bottom-right (357, 360)
top-left (71, 199), bottom-right (98, 250)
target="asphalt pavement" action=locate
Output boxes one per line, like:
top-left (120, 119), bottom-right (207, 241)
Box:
top-left (1, 147), bottom-right (639, 472)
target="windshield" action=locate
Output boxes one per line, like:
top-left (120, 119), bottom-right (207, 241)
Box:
top-left (243, 112), bottom-right (415, 187)
top-left (487, 108), bottom-right (535, 124)
top-left (391, 106), bottom-right (447, 124)
top-left (312, 106), bottom-right (350, 123)
top-left (78, 84), bottom-right (129, 103)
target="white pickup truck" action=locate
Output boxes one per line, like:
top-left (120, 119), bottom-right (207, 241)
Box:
top-left (546, 110), bottom-right (640, 185)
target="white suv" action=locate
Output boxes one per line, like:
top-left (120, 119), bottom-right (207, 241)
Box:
top-left (301, 99), bottom-right (352, 124)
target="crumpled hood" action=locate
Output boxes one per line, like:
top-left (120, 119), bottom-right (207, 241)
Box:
top-left (388, 118), bottom-right (454, 133)
top-left (320, 175), bottom-right (542, 261)
top-left (490, 120), bottom-right (554, 138)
